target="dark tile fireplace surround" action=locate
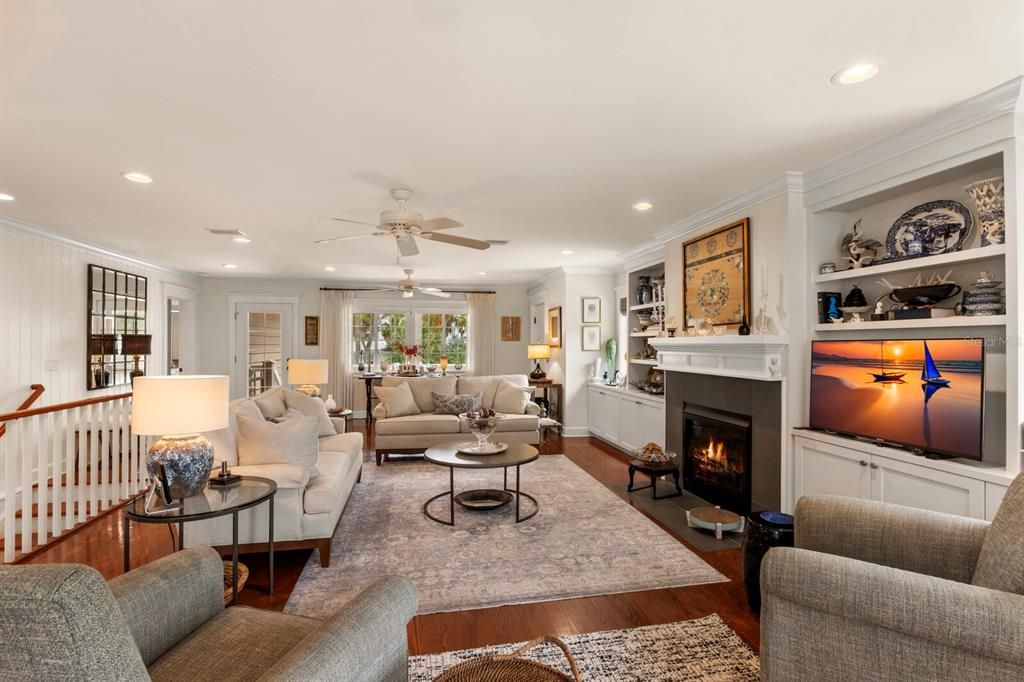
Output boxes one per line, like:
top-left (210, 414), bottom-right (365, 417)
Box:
top-left (666, 371), bottom-right (782, 514)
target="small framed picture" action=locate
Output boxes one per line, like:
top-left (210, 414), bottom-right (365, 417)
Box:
top-left (547, 307), bottom-right (562, 347)
top-left (582, 325), bottom-right (601, 351)
top-left (501, 316), bottom-right (521, 341)
top-left (581, 296), bottom-right (601, 323)
top-left (816, 292), bottom-right (842, 323)
top-left (304, 316), bottom-right (320, 345)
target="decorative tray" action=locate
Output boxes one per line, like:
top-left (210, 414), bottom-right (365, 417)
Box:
top-left (455, 441), bottom-right (509, 455)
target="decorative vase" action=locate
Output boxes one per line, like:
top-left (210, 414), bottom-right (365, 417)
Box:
top-left (738, 316), bottom-right (751, 336)
top-left (324, 394), bottom-right (337, 411)
top-left (843, 285), bottom-right (868, 308)
top-left (636, 276), bottom-right (653, 305)
top-left (379, 359), bottom-right (390, 374)
top-left (964, 177), bottom-right (1005, 246)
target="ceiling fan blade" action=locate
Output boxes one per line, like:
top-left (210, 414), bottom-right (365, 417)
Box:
top-left (420, 232), bottom-right (491, 250)
top-left (397, 236), bottom-right (420, 257)
top-left (314, 233), bottom-right (377, 245)
top-left (415, 287), bottom-right (451, 298)
top-left (321, 216), bottom-right (379, 228)
top-left (420, 217), bottom-right (463, 232)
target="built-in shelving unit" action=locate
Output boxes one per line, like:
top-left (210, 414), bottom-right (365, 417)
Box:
top-left (625, 261), bottom-right (666, 396)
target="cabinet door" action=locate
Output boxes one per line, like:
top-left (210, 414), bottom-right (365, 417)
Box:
top-left (618, 399), bottom-right (642, 451)
top-left (986, 482), bottom-right (1008, 521)
top-left (793, 437), bottom-right (871, 501)
top-left (587, 387), bottom-right (603, 437)
top-left (599, 391), bottom-right (621, 444)
top-left (870, 455), bottom-right (986, 519)
top-left (638, 400), bottom-right (666, 447)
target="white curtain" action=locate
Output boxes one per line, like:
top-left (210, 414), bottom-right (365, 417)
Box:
top-left (321, 290), bottom-right (355, 410)
top-left (467, 292), bottom-right (497, 376)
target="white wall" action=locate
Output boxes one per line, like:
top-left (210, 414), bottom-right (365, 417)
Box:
top-left (0, 219), bottom-right (199, 412)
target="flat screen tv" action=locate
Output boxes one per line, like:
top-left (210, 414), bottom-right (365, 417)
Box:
top-left (809, 338), bottom-right (984, 460)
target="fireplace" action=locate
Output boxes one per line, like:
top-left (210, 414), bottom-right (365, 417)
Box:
top-left (683, 405), bottom-right (752, 515)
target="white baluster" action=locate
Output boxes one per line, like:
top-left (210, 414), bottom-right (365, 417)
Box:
top-left (120, 398), bottom-right (130, 499)
top-left (88, 403), bottom-right (99, 516)
top-left (37, 413), bottom-right (48, 546)
top-left (58, 409), bottom-right (71, 535)
top-left (21, 416), bottom-right (35, 556)
top-left (76, 407), bottom-right (87, 524)
top-left (2, 421), bottom-right (15, 562)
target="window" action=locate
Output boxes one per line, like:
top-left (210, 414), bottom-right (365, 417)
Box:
top-left (248, 312), bottom-right (282, 397)
top-left (351, 307), bottom-right (469, 369)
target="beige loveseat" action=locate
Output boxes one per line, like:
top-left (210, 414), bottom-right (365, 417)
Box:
top-left (373, 374), bottom-right (540, 465)
top-left (185, 387), bottom-right (363, 567)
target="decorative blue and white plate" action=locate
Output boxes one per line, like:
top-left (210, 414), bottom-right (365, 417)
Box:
top-left (885, 200), bottom-right (973, 258)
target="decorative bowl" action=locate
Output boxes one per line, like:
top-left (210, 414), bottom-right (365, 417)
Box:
top-left (888, 283), bottom-right (961, 308)
top-left (972, 280), bottom-right (1003, 290)
top-left (460, 411), bottom-right (503, 449)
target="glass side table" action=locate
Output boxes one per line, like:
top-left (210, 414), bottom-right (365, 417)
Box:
top-left (124, 476), bottom-right (277, 605)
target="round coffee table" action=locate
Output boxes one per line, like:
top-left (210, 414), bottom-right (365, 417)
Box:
top-left (423, 442), bottom-right (540, 526)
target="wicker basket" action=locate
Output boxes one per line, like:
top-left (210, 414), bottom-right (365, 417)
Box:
top-left (434, 636), bottom-right (582, 682)
top-left (222, 561), bottom-right (249, 604)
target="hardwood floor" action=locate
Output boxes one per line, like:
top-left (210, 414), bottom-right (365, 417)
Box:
top-left (24, 420), bottom-right (760, 655)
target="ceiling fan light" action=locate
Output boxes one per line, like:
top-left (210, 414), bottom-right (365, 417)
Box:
top-left (402, 290), bottom-right (414, 298)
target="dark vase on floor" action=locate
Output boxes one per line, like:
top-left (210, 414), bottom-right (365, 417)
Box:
top-left (741, 511), bottom-right (794, 615)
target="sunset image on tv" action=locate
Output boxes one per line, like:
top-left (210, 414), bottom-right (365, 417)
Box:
top-left (810, 339), bottom-right (984, 459)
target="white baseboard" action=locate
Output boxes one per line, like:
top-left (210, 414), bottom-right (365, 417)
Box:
top-left (562, 426), bottom-right (591, 438)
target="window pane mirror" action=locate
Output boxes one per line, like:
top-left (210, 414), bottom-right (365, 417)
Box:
top-left (87, 264), bottom-right (148, 390)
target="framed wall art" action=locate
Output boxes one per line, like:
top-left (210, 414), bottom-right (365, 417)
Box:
top-left (581, 325), bottom-right (601, 351)
top-left (501, 315), bottom-right (522, 341)
top-left (581, 296), bottom-right (601, 323)
top-left (547, 306), bottom-right (562, 347)
top-left (682, 217), bottom-right (750, 329)
top-left (304, 315), bottom-right (320, 345)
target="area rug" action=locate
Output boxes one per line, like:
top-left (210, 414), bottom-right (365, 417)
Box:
top-left (284, 454), bottom-right (726, 618)
top-left (408, 614), bottom-right (759, 681)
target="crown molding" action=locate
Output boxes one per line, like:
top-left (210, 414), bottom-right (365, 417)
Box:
top-left (804, 76), bottom-right (1024, 191)
top-left (560, 265), bottom-right (617, 276)
top-left (0, 214), bottom-right (197, 279)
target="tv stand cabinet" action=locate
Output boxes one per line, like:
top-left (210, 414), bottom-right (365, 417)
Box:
top-left (792, 430), bottom-right (1011, 521)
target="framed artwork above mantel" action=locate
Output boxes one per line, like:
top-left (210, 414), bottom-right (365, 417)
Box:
top-left (683, 218), bottom-right (750, 329)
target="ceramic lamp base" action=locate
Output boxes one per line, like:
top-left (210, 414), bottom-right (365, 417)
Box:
top-left (529, 363), bottom-right (547, 381)
top-left (146, 434), bottom-right (214, 499)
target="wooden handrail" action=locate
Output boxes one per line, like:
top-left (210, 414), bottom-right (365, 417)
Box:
top-left (0, 384), bottom-right (45, 437)
top-left (0, 390), bottom-right (132, 423)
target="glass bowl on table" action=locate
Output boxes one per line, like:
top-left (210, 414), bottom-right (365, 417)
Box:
top-left (458, 410), bottom-right (507, 454)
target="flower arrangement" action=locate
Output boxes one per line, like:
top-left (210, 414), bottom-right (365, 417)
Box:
top-left (391, 343), bottom-right (421, 376)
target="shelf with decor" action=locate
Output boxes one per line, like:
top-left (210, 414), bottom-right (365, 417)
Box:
top-left (629, 358), bottom-right (659, 365)
top-left (814, 244), bottom-right (1006, 284)
top-left (629, 303), bottom-right (656, 311)
top-left (625, 261), bottom-right (667, 396)
top-left (813, 314), bottom-right (1005, 333)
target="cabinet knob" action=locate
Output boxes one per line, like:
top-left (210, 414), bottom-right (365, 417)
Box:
top-left (859, 460), bottom-right (868, 467)
top-left (869, 463), bottom-right (879, 470)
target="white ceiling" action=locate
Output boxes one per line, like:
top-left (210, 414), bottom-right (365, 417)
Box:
top-left (1, 1), bottom-right (1022, 285)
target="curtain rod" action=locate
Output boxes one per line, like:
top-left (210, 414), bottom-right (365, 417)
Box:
top-left (320, 287), bottom-right (497, 294)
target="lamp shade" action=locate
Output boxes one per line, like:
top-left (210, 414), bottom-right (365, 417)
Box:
top-left (122, 333), bottom-right (152, 355)
top-left (288, 358), bottom-right (329, 385)
top-left (528, 344), bottom-right (551, 360)
top-left (131, 375), bottom-right (229, 435)
top-left (89, 334), bottom-right (117, 355)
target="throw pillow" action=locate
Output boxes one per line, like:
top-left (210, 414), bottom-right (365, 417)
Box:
top-left (382, 376), bottom-right (457, 413)
top-left (284, 389), bottom-right (336, 438)
top-left (236, 413), bottom-right (320, 479)
top-left (203, 398), bottom-right (264, 467)
top-left (267, 407), bottom-right (304, 424)
top-left (433, 392), bottom-right (483, 415)
top-left (254, 389), bottom-right (287, 419)
top-left (493, 378), bottom-right (531, 414)
top-left (374, 382), bottom-right (421, 418)
top-left (972, 473), bottom-right (1024, 594)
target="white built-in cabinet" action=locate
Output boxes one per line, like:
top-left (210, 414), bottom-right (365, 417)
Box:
top-left (793, 433), bottom-right (1010, 521)
top-left (586, 384), bottom-right (665, 452)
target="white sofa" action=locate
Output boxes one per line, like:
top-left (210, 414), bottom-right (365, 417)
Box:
top-left (373, 374), bottom-right (540, 465)
top-left (185, 387), bottom-right (363, 567)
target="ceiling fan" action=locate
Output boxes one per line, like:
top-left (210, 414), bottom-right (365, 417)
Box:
top-left (315, 188), bottom-right (491, 257)
top-left (366, 268), bottom-right (451, 299)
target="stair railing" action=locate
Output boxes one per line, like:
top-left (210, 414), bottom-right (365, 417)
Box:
top-left (0, 384), bottom-right (45, 440)
top-left (0, 390), bottom-right (147, 562)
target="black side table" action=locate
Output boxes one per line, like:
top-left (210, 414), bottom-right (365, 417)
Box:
top-left (627, 459), bottom-right (682, 499)
top-left (741, 511), bottom-right (794, 614)
top-left (124, 476), bottom-right (277, 605)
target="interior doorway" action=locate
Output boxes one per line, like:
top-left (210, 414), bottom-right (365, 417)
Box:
top-left (163, 285), bottom-right (197, 378)
top-left (232, 302), bottom-right (296, 399)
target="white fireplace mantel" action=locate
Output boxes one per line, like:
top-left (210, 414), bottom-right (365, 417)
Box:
top-left (649, 335), bottom-right (789, 382)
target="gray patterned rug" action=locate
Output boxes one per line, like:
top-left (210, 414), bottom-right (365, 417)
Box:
top-left (285, 454), bottom-right (726, 618)
top-left (409, 614), bottom-right (759, 681)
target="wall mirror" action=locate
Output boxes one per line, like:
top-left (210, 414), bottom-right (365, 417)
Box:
top-left (87, 264), bottom-right (148, 390)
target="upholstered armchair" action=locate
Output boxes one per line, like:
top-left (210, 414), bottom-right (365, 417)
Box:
top-left (0, 547), bottom-right (417, 681)
top-left (760, 474), bottom-right (1024, 680)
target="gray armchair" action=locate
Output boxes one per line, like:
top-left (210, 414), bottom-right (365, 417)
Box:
top-left (760, 474), bottom-right (1024, 681)
top-left (0, 546), bottom-right (417, 681)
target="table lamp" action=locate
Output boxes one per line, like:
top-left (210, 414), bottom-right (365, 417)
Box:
top-left (131, 375), bottom-right (229, 498)
top-left (528, 344), bottom-right (551, 381)
top-left (288, 358), bottom-right (328, 397)
top-left (122, 333), bottom-right (152, 381)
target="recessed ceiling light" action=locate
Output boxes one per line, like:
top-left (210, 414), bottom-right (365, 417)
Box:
top-left (324, 266), bottom-right (336, 272)
top-left (222, 263), bottom-right (237, 269)
top-left (831, 62), bottom-right (883, 85)
top-left (632, 201), bottom-right (653, 211)
top-left (122, 171), bottom-right (153, 184)
top-left (477, 271), bottom-right (487, 276)
top-left (561, 250), bottom-right (574, 255)
top-left (0, 193), bottom-right (14, 201)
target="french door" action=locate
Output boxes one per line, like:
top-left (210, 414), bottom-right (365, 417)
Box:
top-left (233, 303), bottom-right (295, 399)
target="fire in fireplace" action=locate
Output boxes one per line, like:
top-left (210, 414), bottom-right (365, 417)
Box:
top-left (683, 404), bottom-right (752, 514)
